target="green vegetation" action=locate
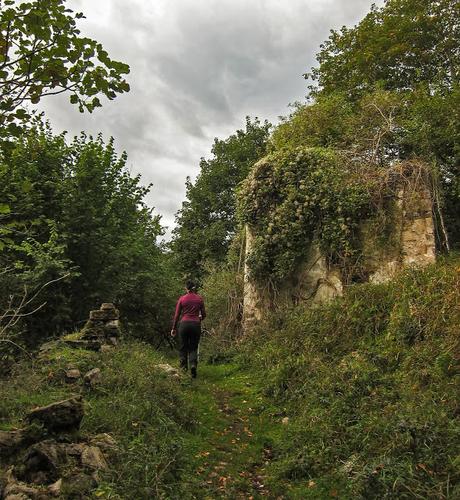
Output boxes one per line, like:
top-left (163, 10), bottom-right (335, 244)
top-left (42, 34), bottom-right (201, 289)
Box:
top-left (0, 126), bottom-right (178, 353)
top-left (172, 117), bottom-right (271, 281)
top-left (0, 0), bottom-right (130, 139)
top-left (0, 341), bottom-right (195, 498)
top-left (238, 147), bottom-right (375, 284)
top-left (1, 257), bottom-right (458, 498)
top-left (1, 0), bottom-right (459, 498)
top-left (237, 255), bottom-right (460, 498)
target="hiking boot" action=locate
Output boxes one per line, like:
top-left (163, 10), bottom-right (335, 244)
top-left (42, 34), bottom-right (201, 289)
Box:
top-left (191, 366), bottom-right (197, 379)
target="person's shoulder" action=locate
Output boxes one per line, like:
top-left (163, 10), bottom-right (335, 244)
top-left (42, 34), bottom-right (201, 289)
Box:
top-left (196, 293), bottom-right (204, 301)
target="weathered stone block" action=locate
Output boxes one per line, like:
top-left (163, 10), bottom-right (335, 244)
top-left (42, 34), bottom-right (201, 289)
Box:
top-left (27, 397), bottom-right (84, 432)
top-left (100, 303), bottom-right (115, 311)
top-left (89, 310), bottom-right (117, 321)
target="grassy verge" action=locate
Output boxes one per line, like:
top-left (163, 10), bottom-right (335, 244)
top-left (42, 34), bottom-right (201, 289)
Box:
top-left (238, 256), bottom-right (460, 498)
top-left (0, 341), bottom-right (196, 499)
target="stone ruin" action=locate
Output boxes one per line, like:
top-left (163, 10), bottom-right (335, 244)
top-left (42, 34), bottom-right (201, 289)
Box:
top-left (243, 163), bottom-right (437, 328)
top-left (63, 303), bottom-right (121, 352)
top-left (0, 397), bottom-right (116, 499)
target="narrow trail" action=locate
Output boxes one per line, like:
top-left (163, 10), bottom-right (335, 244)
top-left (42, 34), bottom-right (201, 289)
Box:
top-left (179, 363), bottom-right (285, 499)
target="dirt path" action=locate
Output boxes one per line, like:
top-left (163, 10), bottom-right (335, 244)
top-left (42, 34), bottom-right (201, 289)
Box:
top-left (180, 363), bottom-right (284, 499)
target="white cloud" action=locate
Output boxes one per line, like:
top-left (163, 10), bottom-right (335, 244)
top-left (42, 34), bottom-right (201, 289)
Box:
top-left (40, 0), bottom-right (384, 239)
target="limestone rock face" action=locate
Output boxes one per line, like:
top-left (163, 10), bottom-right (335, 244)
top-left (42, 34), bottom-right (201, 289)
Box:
top-left (26, 397), bottom-right (84, 432)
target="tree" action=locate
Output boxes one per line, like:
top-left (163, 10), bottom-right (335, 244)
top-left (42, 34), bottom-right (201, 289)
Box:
top-left (303, 0), bottom-right (460, 248)
top-left (0, 0), bottom-right (130, 137)
top-left (171, 117), bottom-right (271, 280)
top-left (307, 0), bottom-right (459, 98)
top-left (0, 126), bottom-right (177, 343)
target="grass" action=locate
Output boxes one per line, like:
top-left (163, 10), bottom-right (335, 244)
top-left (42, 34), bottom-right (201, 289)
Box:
top-left (237, 256), bottom-right (460, 498)
top-left (1, 256), bottom-right (459, 498)
top-left (177, 363), bottom-right (287, 499)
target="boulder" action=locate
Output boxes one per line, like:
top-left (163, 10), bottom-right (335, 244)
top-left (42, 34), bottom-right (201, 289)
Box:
top-left (83, 368), bottom-right (101, 388)
top-left (0, 425), bottom-right (45, 458)
top-left (27, 397), bottom-right (84, 432)
top-left (21, 440), bottom-right (65, 484)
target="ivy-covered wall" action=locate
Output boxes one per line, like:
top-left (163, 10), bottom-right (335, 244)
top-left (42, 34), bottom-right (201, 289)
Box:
top-left (239, 148), bottom-right (436, 328)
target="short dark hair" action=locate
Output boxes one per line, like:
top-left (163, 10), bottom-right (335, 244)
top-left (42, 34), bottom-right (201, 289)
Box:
top-left (186, 279), bottom-right (197, 291)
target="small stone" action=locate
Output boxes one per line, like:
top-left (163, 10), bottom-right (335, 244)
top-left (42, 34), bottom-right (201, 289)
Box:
top-left (156, 364), bottom-right (180, 377)
top-left (84, 368), bottom-right (101, 387)
top-left (88, 434), bottom-right (117, 453)
top-left (107, 336), bottom-right (118, 346)
top-left (281, 417), bottom-right (290, 425)
top-left (61, 473), bottom-right (97, 497)
top-left (81, 445), bottom-right (108, 471)
top-left (47, 478), bottom-right (62, 497)
top-left (65, 369), bottom-right (81, 382)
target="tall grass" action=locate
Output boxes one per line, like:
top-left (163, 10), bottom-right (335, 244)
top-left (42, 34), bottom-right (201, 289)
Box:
top-left (239, 256), bottom-right (460, 498)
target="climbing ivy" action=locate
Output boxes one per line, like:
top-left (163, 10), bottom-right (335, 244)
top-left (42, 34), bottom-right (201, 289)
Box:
top-left (238, 147), bottom-right (376, 284)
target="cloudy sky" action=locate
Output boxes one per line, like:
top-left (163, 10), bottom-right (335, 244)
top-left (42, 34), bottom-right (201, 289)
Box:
top-left (40, 0), bottom-right (383, 239)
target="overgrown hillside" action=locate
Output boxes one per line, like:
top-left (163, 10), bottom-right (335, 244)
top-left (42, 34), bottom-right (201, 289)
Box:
top-left (235, 255), bottom-right (460, 498)
top-left (1, 257), bottom-right (458, 499)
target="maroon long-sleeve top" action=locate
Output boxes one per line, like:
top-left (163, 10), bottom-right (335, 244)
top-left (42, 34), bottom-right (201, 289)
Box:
top-left (172, 292), bottom-right (206, 329)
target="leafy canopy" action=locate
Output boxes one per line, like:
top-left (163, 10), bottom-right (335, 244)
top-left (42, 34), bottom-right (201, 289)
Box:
top-left (0, 0), bottom-right (130, 137)
top-left (307, 0), bottom-right (459, 98)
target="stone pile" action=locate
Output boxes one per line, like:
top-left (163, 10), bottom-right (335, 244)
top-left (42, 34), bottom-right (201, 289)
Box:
top-left (0, 397), bottom-right (116, 499)
top-left (64, 303), bottom-right (121, 352)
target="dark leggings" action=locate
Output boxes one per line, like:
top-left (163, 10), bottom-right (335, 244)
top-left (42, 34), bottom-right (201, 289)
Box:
top-left (177, 321), bottom-right (201, 369)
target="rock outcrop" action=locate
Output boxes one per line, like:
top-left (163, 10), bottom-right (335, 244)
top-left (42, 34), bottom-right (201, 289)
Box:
top-left (0, 397), bottom-right (115, 500)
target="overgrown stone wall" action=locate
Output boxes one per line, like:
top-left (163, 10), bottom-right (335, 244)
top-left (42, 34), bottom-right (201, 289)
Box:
top-left (243, 171), bottom-right (436, 329)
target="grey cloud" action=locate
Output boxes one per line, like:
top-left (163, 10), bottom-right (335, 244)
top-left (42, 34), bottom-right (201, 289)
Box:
top-left (40, 0), bottom-right (384, 240)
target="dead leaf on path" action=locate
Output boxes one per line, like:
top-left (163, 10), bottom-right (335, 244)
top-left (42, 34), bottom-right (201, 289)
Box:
top-left (195, 451), bottom-right (211, 457)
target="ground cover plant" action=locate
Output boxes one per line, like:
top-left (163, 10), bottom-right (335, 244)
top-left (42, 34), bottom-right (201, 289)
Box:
top-left (238, 255), bottom-right (460, 498)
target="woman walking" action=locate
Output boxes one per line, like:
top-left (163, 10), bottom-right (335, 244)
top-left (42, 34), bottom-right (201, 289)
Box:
top-left (171, 280), bottom-right (206, 378)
